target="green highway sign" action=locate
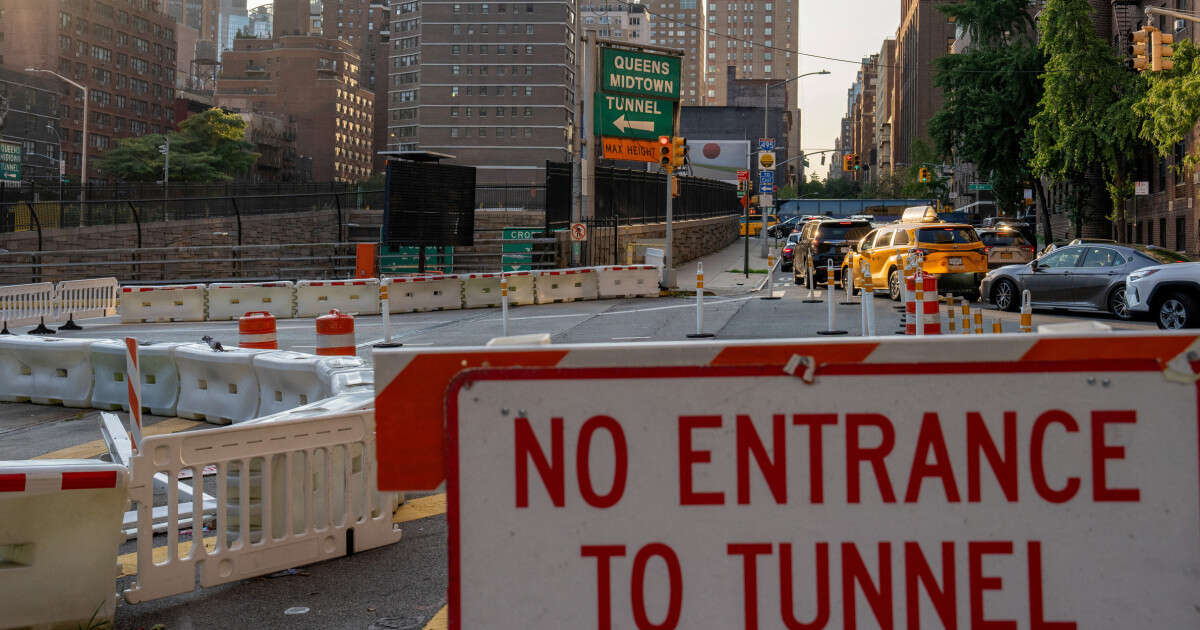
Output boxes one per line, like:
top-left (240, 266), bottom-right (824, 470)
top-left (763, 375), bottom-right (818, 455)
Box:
top-left (600, 48), bottom-right (681, 100)
top-left (502, 227), bottom-right (536, 271)
top-left (0, 141), bottom-right (21, 187)
top-left (594, 92), bottom-right (673, 140)
top-left (968, 182), bottom-right (993, 191)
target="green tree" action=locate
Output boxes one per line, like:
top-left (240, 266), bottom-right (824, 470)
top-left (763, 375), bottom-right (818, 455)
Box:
top-left (98, 108), bottom-right (259, 183)
top-left (1135, 39), bottom-right (1200, 169)
top-left (929, 0), bottom-right (1044, 224)
top-left (1030, 0), bottom-right (1145, 241)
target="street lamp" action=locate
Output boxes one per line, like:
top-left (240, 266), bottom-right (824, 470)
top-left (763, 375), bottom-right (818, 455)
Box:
top-left (760, 70), bottom-right (830, 255)
top-left (26, 68), bottom-right (87, 203)
top-left (45, 124), bottom-right (63, 214)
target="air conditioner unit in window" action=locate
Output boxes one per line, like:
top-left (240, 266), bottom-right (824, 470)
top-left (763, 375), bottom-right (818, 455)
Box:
top-left (1176, 19), bottom-right (1187, 33)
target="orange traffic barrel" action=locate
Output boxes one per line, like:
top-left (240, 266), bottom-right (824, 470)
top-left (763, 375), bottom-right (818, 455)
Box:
top-left (316, 309), bottom-right (355, 356)
top-left (238, 311), bottom-right (278, 349)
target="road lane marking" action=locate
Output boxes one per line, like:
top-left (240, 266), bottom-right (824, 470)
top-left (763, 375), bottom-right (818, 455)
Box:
top-left (423, 607), bottom-right (448, 630)
top-left (612, 336), bottom-right (651, 340)
top-left (34, 417), bottom-right (202, 460)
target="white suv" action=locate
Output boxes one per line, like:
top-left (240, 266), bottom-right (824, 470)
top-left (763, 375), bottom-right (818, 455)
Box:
top-left (1126, 261), bottom-right (1200, 328)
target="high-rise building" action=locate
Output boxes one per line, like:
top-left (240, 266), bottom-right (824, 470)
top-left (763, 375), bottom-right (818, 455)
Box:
top-left (273, 0), bottom-right (311, 37)
top-left (852, 54), bottom-right (877, 181)
top-left (580, 3), bottom-right (652, 46)
top-left (0, 0), bottom-right (179, 184)
top-left (0, 68), bottom-right (63, 187)
top-left (387, 0), bottom-right (578, 185)
top-left (319, 0), bottom-right (390, 171)
top-left (873, 39), bottom-right (895, 179)
top-left (248, 4), bottom-right (273, 39)
top-left (890, 0), bottom-right (957, 169)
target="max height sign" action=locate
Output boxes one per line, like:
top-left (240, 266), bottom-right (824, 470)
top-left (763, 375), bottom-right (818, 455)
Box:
top-left (443, 354), bottom-right (1200, 628)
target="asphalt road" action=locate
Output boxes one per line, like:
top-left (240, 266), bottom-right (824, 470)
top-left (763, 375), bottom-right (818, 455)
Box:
top-left (0, 269), bottom-right (1157, 630)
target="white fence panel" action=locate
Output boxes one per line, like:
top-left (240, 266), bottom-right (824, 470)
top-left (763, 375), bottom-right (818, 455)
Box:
top-left (0, 282), bottom-right (55, 328)
top-left (55, 277), bottom-right (119, 321)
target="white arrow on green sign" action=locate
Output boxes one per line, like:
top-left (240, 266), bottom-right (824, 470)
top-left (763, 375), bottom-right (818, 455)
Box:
top-left (594, 92), bottom-right (673, 140)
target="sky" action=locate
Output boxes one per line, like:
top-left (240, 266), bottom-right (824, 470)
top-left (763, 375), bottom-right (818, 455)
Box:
top-left (247, 0), bottom-right (902, 179)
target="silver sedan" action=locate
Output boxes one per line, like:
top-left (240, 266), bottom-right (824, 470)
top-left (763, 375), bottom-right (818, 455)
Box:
top-left (980, 243), bottom-right (1188, 318)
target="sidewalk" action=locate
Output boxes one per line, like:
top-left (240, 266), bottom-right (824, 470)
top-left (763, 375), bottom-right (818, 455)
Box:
top-left (674, 236), bottom-right (779, 294)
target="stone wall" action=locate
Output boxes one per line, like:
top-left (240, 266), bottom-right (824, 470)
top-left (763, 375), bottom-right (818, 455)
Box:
top-left (555, 215), bottom-right (740, 268)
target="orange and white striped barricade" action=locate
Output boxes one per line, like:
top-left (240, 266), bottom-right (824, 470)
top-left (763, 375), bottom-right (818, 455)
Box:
top-left (960, 297), bottom-right (972, 333)
top-left (0, 336), bottom-right (95, 407)
top-left (973, 308), bottom-right (984, 334)
top-left (118, 284), bottom-right (207, 323)
top-left (252, 350), bottom-right (370, 417)
top-left (1021, 289), bottom-right (1033, 332)
top-left (206, 281), bottom-right (295, 320)
top-left (0, 460), bottom-right (129, 629)
top-left (294, 279), bottom-right (381, 317)
top-left (124, 337), bottom-right (143, 450)
top-left (316, 309), bottom-right (356, 356)
top-left (53, 276), bottom-right (119, 325)
top-left (0, 282), bottom-right (55, 330)
top-left (174, 343), bottom-right (265, 425)
top-left (89, 340), bottom-right (183, 416)
top-left (503, 271), bottom-right (537, 305)
top-left (595, 265), bottom-right (660, 298)
top-left (122, 410), bottom-right (403, 604)
top-left (386, 275), bottom-right (464, 313)
top-left (534, 268), bottom-right (599, 304)
top-left (462, 273), bottom-right (504, 309)
top-left (993, 318), bottom-right (1003, 334)
top-left (906, 272), bottom-right (941, 335)
top-left (238, 311), bottom-right (278, 349)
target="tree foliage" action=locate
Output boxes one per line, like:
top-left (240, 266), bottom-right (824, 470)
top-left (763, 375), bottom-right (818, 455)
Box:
top-left (98, 108), bottom-right (259, 183)
top-left (1135, 39), bottom-right (1200, 169)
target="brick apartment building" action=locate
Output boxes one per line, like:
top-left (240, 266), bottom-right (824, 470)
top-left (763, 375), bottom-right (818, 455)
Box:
top-left (215, 35), bottom-right (374, 182)
top-left (0, 0), bottom-right (179, 184)
top-left (873, 39), bottom-right (896, 180)
top-left (890, 0), bottom-right (957, 169)
top-left (317, 0), bottom-right (390, 171)
top-left (852, 55), bottom-right (878, 182)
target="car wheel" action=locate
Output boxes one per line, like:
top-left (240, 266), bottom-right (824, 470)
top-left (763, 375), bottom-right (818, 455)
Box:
top-left (1155, 292), bottom-right (1200, 329)
top-left (992, 279), bottom-right (1018, 312)
top-left (1107, 285), bottom-right (1130, 320)
top-left (887, 268), bottom-right (901, 301)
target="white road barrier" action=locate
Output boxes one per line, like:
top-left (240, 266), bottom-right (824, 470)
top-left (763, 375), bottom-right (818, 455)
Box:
top-left (461, 273), bottom-right (504, 309)
top-left (386, 275), bottom-right (464, 313)
top-left (504, 271), bottom-right (537, 305)
top-left (89, 340), bottom-right (184, 416)
top-left (54, 277), bottom-right (119, 322)
top-left (174, 344), bottom-right (265, 425)
top-left (0, 337), bottom-right (95, 407)
top-left (0, 282), bottom-right (56, 328)
top-left (594, 265), bottom-right (660, 298)
top-left (534, 268), bottom-right (600, 304)
top-left (119, 285), bottom-right (208, 323)
top-left (207, 281), bottom-right (295, 320)
top-left (122, 410), bottom-right (402, 604)
top-left (294, 279), bottom-right (381, 317)
top-left (0, 459), bottom-right (128, 629)
top-left (252, 351), bottom-right (370, 418)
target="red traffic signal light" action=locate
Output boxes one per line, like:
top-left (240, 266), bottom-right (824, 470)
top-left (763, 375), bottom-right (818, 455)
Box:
top-left (659, 135), bottom-right (672, 169)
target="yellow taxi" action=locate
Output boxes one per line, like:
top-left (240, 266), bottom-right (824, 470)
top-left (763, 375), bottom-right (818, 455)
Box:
top-left (739, 214), bottom-right (778, 237)
top-left (841, 206), bottom-right (988, 301)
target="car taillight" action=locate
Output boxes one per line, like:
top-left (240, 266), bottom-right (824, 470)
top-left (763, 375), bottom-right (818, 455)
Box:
top-left (783, 247), bottom-right (793, 253)
top-left (1024, 246), bottom-right (1035, 253)
top-left (984, 246), bottom-right (992, 253)
top-left (910, 247), bottom-right (931, 256)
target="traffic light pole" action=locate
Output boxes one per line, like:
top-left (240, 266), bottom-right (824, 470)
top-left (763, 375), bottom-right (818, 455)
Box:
top-left (664, 165), bottom-right (674, 289)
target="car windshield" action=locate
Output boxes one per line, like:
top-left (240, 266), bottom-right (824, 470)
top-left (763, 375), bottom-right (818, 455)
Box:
top-left (786, 234), bottom-right (801, 244)
top-left (918, 227), bottom-right (980, 244)
top-left (817, 222), bottom-right (871, 240)
top-left (980, 232), bottom-right (1029, 247)
top-left (1133, 245), bottom-right (1194, 264)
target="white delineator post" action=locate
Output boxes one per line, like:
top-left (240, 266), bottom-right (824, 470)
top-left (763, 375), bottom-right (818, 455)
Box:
top-left (381, 279), bottom-right (392, 343)
top-left (815, 260), bottom-right (847, 335)
top-left (1020, 289), bottom-right (1033, 332)
top-left (695, 262), bottom-right (704, 334)
top-left (124, 337), bottom-right (142, 453)
top-left (913, 270), bottom-right (925, 337)
top-left (860, 259), bottom-right (875, 336)
top-left (501, 272), bottom-right (510, 337)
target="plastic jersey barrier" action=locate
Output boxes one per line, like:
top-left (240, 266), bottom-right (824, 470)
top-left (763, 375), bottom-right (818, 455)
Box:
top-left (534, 268), bottom-right (600, 304)
top-left (594, 265), bottom-right (661, 298)
top-left (252, 351), bottom-right (370, 418)
top-left (89, 340), bottom-right (184, 416)
top-left (294, 279), bottom-right (381, 317)
top-left (119, 285), bottom-right (207, 323)
top-left (0, 337), bottom-right (95, 407)
top-left (122, 410), bottom-right (403, 604)
top-left (0, 282), bottom-right (56, 327)
top-left (503, 271), bottom-right (537, 306)
top-left (55, 277), bottom-right (119, 321)
top-left (386, 275), bottom-right (464, 313)
top-left (174, 344), bottom-right (266, 425)
top-left (207, 281), bottom-right (296, 320)
top-left (0, 459), bottom-right (129, 629)
top-left (460, 273), bottom-right (504, 309)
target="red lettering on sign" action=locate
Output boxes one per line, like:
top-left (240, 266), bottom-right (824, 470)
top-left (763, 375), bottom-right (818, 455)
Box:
top-left (728, 543), bottom-right (773, 629)
top-left (632, 543), bottom-right (683, 630)
top-left (679, 415), bottom-right (724, 505)
top-left (577, 415), bottom-right (628, 508)
top-left (515, 417), bottom-right (564, 507)
top-left (794, 414), bottom-right (838, 504)
top-left (967, 411), bottom-right (1018, 503)
top-left (904, 542), bottom-right (957, 630)
top-left (781, 542), bottom-right (831, 629)
top-left (582, 545), bottom-right (626, 630)
top-left (1031, 410), bottom-right (1081, 503)
top-left (737, 414), bottom-right (787, 505)
top-left (847, 414), bottom-right (897, 504)
top-left (842, 542), bottom-right (894, 630)
top-left (1091, 411), bottom-right (1140, 502)
top-left (905, 413), bottom-right (961, 503)
top-left (1028, 541), bottom-right (1076, 629)
top-left (969, 541), bottom-right (1016, 629)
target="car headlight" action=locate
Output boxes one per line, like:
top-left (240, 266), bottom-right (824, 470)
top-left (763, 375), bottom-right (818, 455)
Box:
top-left (1127, 268), bottom-right (1159, 282)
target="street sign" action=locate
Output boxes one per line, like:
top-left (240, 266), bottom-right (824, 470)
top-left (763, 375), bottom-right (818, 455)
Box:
top-left (601, 136), bottom-right (662, 163)
top-left (379, 246), bottom-right (454, 274)
top-left (501, 227), bottom-right (537, 271)
top-left (757, 151), bottom-right (775, 170)
top-left (397, 333), bottom-right (1200, 629)
top-left (570, 222), bottom-right (587, 242)
top-left (757, 137), bottom-right (776, 152)
top-left (594, 92), bottom-right (673, 141)
top-left (1136, 181), bottom-right (1150, 196)
top-left (758, 168), bottom-right (774, 194)
top-left (736, 170), bottom-right (750, 182)
top-left (599, 48), bottom-right (682, 100)
top-left (759, 193), bottom-right (773, 207)
top-left (968, 182), bottom-right (993, 191)
top-left (0, 141), bottom-right (21, 188)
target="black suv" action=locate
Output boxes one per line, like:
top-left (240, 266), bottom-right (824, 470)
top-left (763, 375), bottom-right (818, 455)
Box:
top-left (792, 219), bottom-right (872, 286)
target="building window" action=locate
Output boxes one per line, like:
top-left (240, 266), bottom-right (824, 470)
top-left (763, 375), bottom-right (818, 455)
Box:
top-left (525, 45), bottom-right (533, 55)
top-left (453, 3), bottom-right (461, 12)
top-left (451, 45), bottom-right (461, 55)
top-left (523, 107), bottom-right (532, 117)
top-left (450, 106), bottom-right (459, 117)
top-left (450, 127), bottom-right (459, 137)
top-left (452, 64), bottom-right (461, 75)
top-left (524, 127), bottom-right (532, 137)
top-left (451, 86), bottom-right (459, 97)
top-left (525, 86), bottom-right (533, 96)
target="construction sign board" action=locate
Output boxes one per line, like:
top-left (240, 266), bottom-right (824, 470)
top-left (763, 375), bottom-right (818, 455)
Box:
top-left (375, 333), bottom-right (1200, 628)
top-left (601, 136), bottom-right (662, 163)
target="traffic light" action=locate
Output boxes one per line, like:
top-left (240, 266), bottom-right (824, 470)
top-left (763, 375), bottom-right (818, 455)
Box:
top-left (1132, 26), bottom-right (1152, 71)
top-left (671, 136), bottom-right (687, 169)
top-left (658, 135), bottom-right (672, 169)
top-left (918, 167), bottom-right (931, 183)
top-left (851, 154), bottom-right (861, 171)
top-left (1153, 27), bottom-right (1174, 72)
top-left (842, 154), bottom-right (852, 171)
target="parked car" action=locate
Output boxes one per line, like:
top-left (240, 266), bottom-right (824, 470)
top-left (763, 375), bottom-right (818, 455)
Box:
top-left (1125, 259), bottom-right (1200, 328)
top-left (792, 219), bottom-right (872, 286)
top-left (978, 228), bottom-right (1036, 268)
top-left (780, 232), bottom-right (801, 271)
top-left (981, 243), bottom-right (1191, 319)
top-left (767, 217), bottom-right (801, 238)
